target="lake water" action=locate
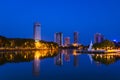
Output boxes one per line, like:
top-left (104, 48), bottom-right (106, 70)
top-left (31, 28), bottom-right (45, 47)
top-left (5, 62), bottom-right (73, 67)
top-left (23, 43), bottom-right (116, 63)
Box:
top-left (0, 49), bottom-right (120, 80)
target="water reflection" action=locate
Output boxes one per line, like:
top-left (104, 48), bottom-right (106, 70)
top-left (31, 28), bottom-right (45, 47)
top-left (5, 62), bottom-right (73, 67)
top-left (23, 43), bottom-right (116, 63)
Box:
top-left (64, 50), bottom-right (70, 62)
top-left (73, 50), bottom-right (79, 67)
top-left (1, 49), bottom-right (120, 77)
top-left (91, 53), bottom-right (120, 65)
top-left (33, 51), bottom-right (40, 76)
top-left (54, 49), bottom-right (80, 67)
top-left (54, 49), bottom-right (120, 66)
top-left (0, 50), bottom-right (58, 65)
top-left (0, 50), bottom-right (120, 66)
top-left (54, 50), bottom-right (63, 66)
top-left (87, 54), bottom-right (92, 64)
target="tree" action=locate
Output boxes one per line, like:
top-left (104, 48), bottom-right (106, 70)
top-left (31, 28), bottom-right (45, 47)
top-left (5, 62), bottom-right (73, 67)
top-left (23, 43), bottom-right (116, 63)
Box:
top-left (93, 40), bottom-right (115, 50)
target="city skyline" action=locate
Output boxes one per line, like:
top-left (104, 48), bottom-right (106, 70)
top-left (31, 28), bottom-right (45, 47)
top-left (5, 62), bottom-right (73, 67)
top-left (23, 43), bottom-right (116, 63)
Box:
top-left (0, 22), bottom-right (117, 45)
top-left (0, 0), bottom-right (120, 80)
top-left (0, 0), bottom-right (120, 45)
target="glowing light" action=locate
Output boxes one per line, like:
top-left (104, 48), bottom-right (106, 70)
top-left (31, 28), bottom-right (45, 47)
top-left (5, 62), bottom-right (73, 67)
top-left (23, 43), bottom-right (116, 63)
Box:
top-left (72, 43), bottom-right (78, 47)
top-left (35, 41), bottom-right (41, 48)
top-left (34, 51), bottom-right (40, 59)
top-left (113, 39), bottom-right (118, 42)
top-left (24, 55), bottom-right (27, 59)
top-left (73, 50), bottom-right (77, 55)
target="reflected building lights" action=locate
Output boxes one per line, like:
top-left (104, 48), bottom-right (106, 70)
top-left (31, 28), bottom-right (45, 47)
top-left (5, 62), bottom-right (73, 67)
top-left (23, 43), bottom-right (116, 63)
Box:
top-left (91, 53), bottom-right (120, 66)
top-left (33, 51), bottom-right (40, 76)
top-left (54, 50), bottom-right (63, 66)
top-left (73, 50), bottom-right (79, 67)
top-left (1, 49), bottom-right (120, 76)
top-left (64, 50), bottom-right (70, 62)
top-left (73, 55), bottom-right (79, 67)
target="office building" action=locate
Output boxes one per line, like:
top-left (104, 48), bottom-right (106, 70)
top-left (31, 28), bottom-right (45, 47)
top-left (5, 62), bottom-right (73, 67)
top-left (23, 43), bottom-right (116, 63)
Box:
top-left (64, 37), bottom-right (70, 46)
top-left (74, 32), bottom-right (79, 44)
top-left (54, 32), bottom-right (63, 46)
top-left (94, 33), bottom-right (104, 43)
top-left (34, 22), bottom-right (41, 42)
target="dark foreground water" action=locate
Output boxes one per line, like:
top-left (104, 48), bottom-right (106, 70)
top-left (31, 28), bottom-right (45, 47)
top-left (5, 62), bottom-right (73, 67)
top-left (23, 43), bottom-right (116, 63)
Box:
top-left (0, 49), bottom-right (120, 80)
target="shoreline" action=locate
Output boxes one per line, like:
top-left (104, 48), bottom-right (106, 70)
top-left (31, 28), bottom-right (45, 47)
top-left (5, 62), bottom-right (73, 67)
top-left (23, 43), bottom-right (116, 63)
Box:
top-left (0, 48), bottom-right (58, 51)
top-left (76, 49), bottom-right (120, 54)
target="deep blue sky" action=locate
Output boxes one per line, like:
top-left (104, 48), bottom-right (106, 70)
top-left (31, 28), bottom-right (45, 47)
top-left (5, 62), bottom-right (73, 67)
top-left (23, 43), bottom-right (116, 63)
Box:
top-left (0, 0), bottom-right (120, 45)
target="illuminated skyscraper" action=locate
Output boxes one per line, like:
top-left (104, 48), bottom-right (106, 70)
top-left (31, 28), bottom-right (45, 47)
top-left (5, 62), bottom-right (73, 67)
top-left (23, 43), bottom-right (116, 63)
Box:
top-left (64, 37), bottom-right (70, 46)
top-left (74, 32), bottom-right (79, 44)
top-left (34, 22), bottom-right (41, 42)
top-left (54, 32), bottom-right (63, 46)
top-left (94, 33), bottom-right (104, 43)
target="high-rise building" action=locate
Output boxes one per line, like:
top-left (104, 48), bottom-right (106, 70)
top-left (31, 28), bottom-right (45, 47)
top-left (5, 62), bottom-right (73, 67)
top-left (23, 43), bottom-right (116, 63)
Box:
top-left (54, 32), bottom-right (63, 46)
top-left (64, 37), bottom-right (70, 46)
top-left (94, 33), bottom-right (104, 43)
top-left (74, 32), bottom-right (79, 44)
top-left (34, 22), bottom-right (41, 42)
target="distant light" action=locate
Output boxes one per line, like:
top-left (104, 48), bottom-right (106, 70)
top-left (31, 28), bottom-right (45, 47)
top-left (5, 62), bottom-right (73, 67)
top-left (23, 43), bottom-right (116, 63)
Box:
top-left (35, 40), bottom-right (39, 42)
top-left (113, 39), bottom-right (117, 42)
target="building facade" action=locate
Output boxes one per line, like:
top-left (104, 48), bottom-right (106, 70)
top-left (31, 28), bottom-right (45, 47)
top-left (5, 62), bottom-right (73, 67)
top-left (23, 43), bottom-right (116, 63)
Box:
top-left (54, 32), bottom-right (63, 46)
top-left (34, 22), bottom-right (41, 42)
top-left (64, 37), bottom-right (70, 46)
top-left (74, 32), bottom-right (79, 44)
top-left (94, 33), bottom-right (104, 43)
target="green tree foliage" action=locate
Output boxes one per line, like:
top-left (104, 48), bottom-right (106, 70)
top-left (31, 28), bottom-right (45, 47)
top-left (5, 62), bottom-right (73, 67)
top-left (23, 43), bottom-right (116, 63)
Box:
top-left (0, 35), bottom-right (58, 49)
top-left (0, 36), bottom-right (10, 47)
top-left (93, 40), bottom-right (115, 50)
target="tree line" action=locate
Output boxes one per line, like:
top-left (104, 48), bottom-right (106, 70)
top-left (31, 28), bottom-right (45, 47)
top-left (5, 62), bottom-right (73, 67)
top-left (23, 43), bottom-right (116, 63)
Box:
top-left (0, 35), bottom-right (58, 49)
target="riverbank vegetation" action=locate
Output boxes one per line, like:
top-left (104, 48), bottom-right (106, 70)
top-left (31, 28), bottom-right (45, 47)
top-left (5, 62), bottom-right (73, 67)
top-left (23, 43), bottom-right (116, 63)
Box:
top-left (93, 40), bottom-right (115, 50)
top-left (0, 35), bottom-right (58, 49)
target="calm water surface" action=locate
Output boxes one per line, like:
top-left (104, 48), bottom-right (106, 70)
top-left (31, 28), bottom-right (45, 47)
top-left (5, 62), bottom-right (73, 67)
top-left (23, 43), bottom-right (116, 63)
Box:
top-left (0, 49), bottom-right (120, 80)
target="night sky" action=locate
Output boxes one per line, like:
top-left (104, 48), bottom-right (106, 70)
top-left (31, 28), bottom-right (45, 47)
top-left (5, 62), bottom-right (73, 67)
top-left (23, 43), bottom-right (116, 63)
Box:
top-left (0, 0), bottom-right (120, 45)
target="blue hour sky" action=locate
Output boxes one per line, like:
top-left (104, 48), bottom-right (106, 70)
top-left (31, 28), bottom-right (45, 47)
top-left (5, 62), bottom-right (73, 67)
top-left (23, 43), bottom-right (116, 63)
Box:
top-left (0, 0), bottom-right (120, 45)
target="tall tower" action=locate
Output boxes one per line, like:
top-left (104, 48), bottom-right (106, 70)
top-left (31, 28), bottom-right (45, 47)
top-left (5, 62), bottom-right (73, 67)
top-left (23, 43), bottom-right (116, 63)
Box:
top-left (94, 33), bottom-right (104, 43)
top-left (54, 32), bottom-right (63, 46)
top-left (34, 22), bottom-right (41, 42)
top-left (64, 37), bottom-right (70, 46)
top-left (74, 32), bottom-right (79, 44)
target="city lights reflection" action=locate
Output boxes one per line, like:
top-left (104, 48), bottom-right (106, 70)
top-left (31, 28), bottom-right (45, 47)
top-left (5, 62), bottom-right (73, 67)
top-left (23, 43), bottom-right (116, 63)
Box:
top-left (0, 50), bottom-right (120, 78)
top-left (33, 51), bottom-right (41, 76)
